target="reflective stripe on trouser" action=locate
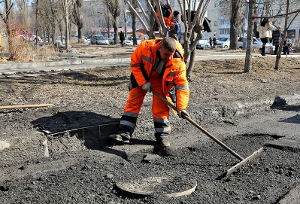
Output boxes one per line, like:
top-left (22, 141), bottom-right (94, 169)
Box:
top-left (120, 78), bottom-right (170, 137)
top-left (120, 86), bottom-right (147, 135)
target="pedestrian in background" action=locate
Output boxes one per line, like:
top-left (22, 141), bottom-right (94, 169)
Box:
top-left (213, 36), bottom-right (217, 48)
top-left (209, 37), bottom-right (213, 48)
top-left (109, 37), bottom-right (190, 147)
top-left (119, 31), bottom-right (125, 47)
top-left (272, 27), bottom-right (282, 55)
top-left (283, 37), bottom-right (292, 55)
top-left (257, 18), bottom-right (274, 56)
top-left (169, 11), bottom-right (182, 42)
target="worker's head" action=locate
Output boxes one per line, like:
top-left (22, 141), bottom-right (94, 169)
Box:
top-left (158, 37), bottom-right (176, 62)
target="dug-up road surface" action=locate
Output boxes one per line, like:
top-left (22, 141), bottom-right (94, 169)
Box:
top-left (0, 46), bottom-right (300, 203)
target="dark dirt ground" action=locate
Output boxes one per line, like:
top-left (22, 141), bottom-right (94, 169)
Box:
top-left (0, 46), bottom-right (300, 203)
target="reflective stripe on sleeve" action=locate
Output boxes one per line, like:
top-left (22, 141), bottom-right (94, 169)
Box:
top-left (142, 55), bottom-right (153, 63)
top-left (175, 85), bottom-right (189, 90)
top-left (130, 63), bottom-right (140, 67)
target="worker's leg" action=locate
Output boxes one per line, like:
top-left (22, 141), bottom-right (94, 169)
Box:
top-left (150, 79), bottom-right (171, 147)
top-left (110, 87), bottom-right (146, 143)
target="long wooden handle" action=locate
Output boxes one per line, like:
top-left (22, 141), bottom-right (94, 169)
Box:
top-left (151, 89), bottom-right (244, 161)
top-left (0, 104), bottom-right (53, 110)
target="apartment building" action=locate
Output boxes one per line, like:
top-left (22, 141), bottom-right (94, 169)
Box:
top-left (205, 0), bottom-right (300, 40)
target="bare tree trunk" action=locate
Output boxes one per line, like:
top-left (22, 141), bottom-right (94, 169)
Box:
top-left (107, 8), bottom-right (110, 38)
top-left (230, 0), bottom-right (243, 49)
top-left (64, 0), bottom-right (70, 51)
top-left (244, 0), bottom-right (254, 73)
top-left (113, 17), bottom-right (119, 44)
top-left (17, 0), bottom-right (28, 26)
top-left (275, 0), bottom-right (289, 70)
top-left (132, 0), bottom-right (138, 45)
top-left (1, 0), bottom-right (15, 60)
top-left (186, 48), bottom-right (196, 80)
top-left (148, 0), bottom-right (155, 39)
top-left (132, 13), bottom-right (137, 44)
top-left (35, 0), bottom-right (39, 48)
top-left (105, 0), bottom-right (121, 43)
top-left (73, 0), bottom-right (83, 43)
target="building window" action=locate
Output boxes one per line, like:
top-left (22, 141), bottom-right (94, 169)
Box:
top-left (214, 21), bottom-right (218, 26)
top-left (214, 2), bottom-right (218, 8)
top-left (220, 28), bottom-right (230, 35)
top-left (220, 19), bottom-right (230, 26)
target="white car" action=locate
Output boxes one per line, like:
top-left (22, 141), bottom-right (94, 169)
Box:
top-left (124, 38), bottom-right (142, 46)
top-left (196, 39), bottom-right (211, 49)
top-left (216, 37), bottom-right (230, 48)
top-left (90, 35), bottom-right (109, 45)
top-left (238, 37), bottom-right (275, 54)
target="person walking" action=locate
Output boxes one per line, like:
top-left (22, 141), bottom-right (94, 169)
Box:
top-left (257, 18), bottom-right (274, 56)
top-left (169, 11), bottom-right (182, 42)
top-left (119, 31), bottom-right (125, 47)
top-left (272, 27), bottom-right (282, 55)
top-left (109, 37), bottom-right (190, 147)
top-left (213, 36), bottom-right (217, 48)
top-left (209, 37), bottom-right (213, 48)
top-left (283, 37), bottom-right (292, 55)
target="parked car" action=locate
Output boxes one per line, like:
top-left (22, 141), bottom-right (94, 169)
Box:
top-left (71, 35), bottom-right (89, 44)
top-left (108, 38), bottom-right (114, 45)
top-left (238, 37), bottom-right (275, 54)
top-left (196, 38), bottom-right (210, 49)
top-left (56, 36), bottom-right (66, 44)
top-left (124, 37), bottom-right (142, 46)
top-left (90, 35), bottom-right (109, 45)
top-left (14, 29), bottom-right (42, 42)
top-left (216, 37), bottom-right (230, 48)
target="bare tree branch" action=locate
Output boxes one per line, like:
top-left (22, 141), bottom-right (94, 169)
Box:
top-left (126, 0), bottom-right (149, 31)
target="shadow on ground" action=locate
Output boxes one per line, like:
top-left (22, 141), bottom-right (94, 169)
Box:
top-left (30, 111), bottom-right (164, 159)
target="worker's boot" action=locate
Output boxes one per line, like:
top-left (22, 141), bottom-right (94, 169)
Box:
top-left (156, 135), bottom-right (170, 147)
top-left (109, 132), bottom-right (131, 144)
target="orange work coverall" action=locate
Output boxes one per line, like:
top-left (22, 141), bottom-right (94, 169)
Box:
top-left (119, 38), bottom-right (189, 139)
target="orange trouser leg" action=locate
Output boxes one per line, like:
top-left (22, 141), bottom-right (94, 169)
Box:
top-left (120, 87), bottom-right (147, 134)
top-left (150, 78), bottom-right (171, 138)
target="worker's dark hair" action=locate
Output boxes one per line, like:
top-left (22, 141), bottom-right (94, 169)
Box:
top-left (161, 37), bottom-right (177, 52)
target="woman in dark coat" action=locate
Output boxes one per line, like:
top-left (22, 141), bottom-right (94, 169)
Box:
top-left (272, 27), bottom-right (282, 55)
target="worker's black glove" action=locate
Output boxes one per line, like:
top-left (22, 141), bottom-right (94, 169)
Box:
top-left (177, 110), bottom-right (190, 118)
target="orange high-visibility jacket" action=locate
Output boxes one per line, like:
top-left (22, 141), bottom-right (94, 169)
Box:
top-left (129, 38), bottom-right (189, 110)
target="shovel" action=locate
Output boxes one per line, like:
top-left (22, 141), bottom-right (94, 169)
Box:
top-left (151, 88), bottom-right (263, 177)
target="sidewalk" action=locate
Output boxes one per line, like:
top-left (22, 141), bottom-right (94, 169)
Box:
top-left (0, 50), bottom-right (299, 75)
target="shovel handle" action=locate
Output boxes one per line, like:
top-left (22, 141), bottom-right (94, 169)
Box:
top-left (151, 88), bottom-right (244, 161)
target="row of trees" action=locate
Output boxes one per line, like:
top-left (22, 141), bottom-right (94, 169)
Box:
top-left (0, 0), bottom-right (299, 75)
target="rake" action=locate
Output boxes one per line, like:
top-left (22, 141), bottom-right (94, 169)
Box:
top-left (152, 89), bottom-right (263, 177)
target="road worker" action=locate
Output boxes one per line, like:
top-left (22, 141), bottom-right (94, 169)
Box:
top-left (109, 37), bottom-right (190, 147)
